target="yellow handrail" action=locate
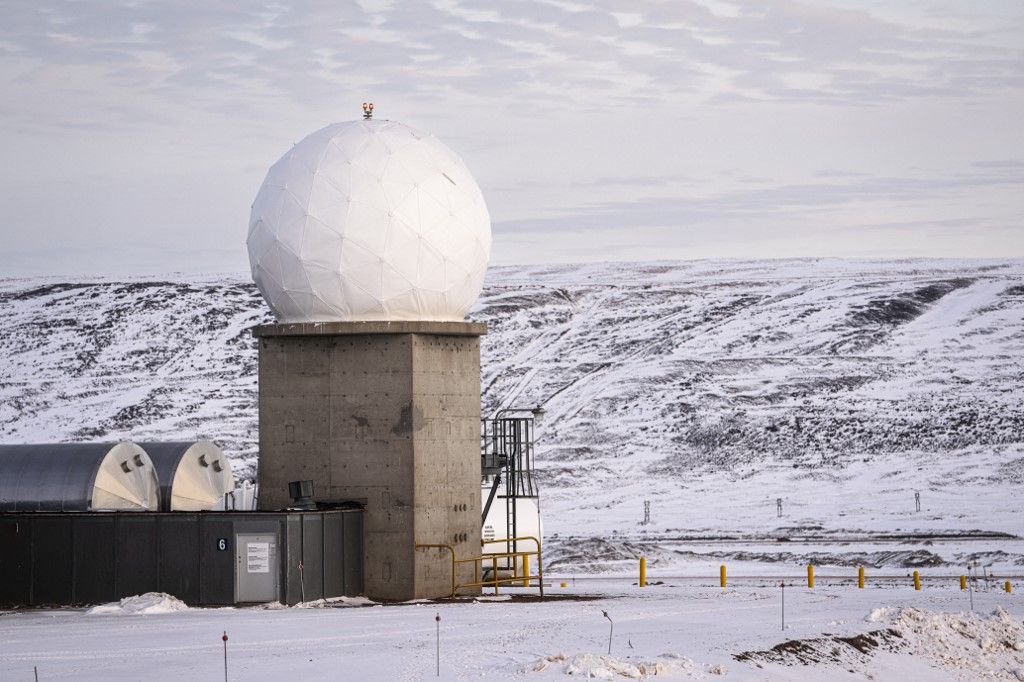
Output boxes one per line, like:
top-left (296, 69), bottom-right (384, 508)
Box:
top-left (482, 536), bottom-right (543, 597)
top-left (415, 537), bottom-right (544, 599)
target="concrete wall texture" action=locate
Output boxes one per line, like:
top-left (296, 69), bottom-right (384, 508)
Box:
top-left (254, 321), bottom-right (485, 601)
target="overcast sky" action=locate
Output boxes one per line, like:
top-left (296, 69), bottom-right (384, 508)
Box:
top-left (1, 0), bottom-right (1022, 276)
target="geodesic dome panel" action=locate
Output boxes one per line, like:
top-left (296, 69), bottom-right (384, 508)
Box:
top-left (247, 119), bottom-right (492, 322)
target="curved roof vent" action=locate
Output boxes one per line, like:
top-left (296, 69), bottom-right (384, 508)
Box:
top-left (0, 442), bottom-right (159, 511)
top-left (138, 440), bottom-right (235, 511)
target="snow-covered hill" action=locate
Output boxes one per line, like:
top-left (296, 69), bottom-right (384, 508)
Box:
top-left (2, 259), bottom-right (1022, 571)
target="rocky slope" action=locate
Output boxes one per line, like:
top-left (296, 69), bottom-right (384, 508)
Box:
top-left (2, 259), bottom-right (1022, 570)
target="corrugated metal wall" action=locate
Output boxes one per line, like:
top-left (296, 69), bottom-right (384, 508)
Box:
top-left (0, 510), bottom-right (363, 607)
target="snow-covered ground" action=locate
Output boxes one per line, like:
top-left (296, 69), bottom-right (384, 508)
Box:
top-left (1, 258), bottom-right (1022, 575)
top-left (1, 259), bottom-right (1023, 679)
top-left (1, 581), bottom-right (1022, 680)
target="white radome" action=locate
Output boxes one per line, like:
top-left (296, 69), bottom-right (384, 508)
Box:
top-left (247, 119), bottom-right (491, 322)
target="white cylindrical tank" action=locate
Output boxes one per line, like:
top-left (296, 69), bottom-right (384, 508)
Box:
top-left (481, 484), bottom-right (542, 576)
top-left (0, 442), bottom-right (159, 511)
top-left (139, 441), bottom-right (235, 511)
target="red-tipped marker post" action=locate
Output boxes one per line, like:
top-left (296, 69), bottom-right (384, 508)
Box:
top-left (435, 613), bottom-right (441, 677)
top-left (222, 631), bottom-right (229, 682)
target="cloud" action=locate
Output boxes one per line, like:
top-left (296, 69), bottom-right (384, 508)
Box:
top-left (489, 164), bottom-right (1024, 262)
top-left (499, 163), bottom-right (1024, 229)
top-left (3, 0), bottom-right (1020, 122)
top-left (0, 0), bottom-right (1021, 274)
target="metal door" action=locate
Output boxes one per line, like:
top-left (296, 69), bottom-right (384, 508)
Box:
top-left (235, 533), bottom-right (279, 602)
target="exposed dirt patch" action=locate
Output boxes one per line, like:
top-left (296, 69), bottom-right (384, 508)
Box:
top-left (734, 628), bottom-right (903, 666)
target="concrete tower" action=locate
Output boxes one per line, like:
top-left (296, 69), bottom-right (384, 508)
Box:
top-left (247, 116), bottom-right (491, 600)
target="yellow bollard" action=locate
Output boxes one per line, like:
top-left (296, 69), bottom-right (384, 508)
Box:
top-left (960, 575), bottom-right (967, 591)
top-left (807, 565), bottom-right (815, 589)
top-left (1006, 581), bottom-right (1012, 594)
top-left (913, 570), bottom-right (921, 591)
top-left (858, 566), bottom-right (865, 589)
top-left (639, 557), bottom-right (647, 588)
top-left (560, 582), bottom-right (568, 588)
top-left (522, 554), bottom-right (530, 588)
top-left (720, 564), bottom-right (727, 588)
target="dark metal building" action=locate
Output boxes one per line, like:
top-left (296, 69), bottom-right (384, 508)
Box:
top-left (0, 509), bottom-right (363, 607)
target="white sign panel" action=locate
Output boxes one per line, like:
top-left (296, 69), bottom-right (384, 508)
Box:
top-left (246, 542), bottom-right (270, 574)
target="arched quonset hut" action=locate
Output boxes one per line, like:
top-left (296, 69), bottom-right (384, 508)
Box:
top-left (0, 442), bottom-right (159, 511)
top-left (138, 441), bottom-right (234, 511)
